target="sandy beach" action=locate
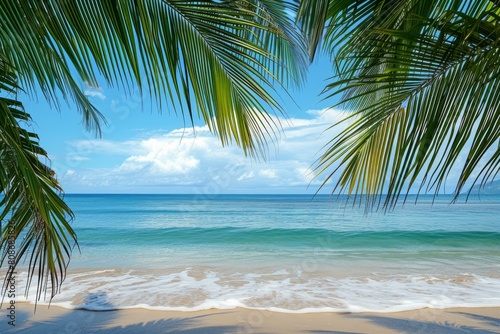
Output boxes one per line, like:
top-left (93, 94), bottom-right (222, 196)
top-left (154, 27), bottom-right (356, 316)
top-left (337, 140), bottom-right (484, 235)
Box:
top-left (2, 302), bottom-right (499, 333)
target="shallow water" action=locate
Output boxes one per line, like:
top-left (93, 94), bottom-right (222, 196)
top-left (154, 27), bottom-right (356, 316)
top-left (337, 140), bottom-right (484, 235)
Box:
top-left (12, 194), bottom-right (500, 312)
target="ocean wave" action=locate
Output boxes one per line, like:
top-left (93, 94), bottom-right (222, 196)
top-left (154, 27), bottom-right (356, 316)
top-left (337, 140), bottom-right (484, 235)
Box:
top-left (12, 269), bottom-right (500, 314)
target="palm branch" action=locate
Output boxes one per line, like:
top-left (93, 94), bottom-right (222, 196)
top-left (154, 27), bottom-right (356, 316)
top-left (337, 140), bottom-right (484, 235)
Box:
top-left (0, 58), bottom-right (76, 304)
top-left (298, 0), bottom-right (500, 209)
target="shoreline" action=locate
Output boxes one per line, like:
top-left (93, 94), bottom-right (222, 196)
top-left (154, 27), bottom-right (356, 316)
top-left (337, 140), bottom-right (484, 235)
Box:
top-left (3, 303), bottom-right (499, 333)
top-left (10, 267), bottom-right (500, 314)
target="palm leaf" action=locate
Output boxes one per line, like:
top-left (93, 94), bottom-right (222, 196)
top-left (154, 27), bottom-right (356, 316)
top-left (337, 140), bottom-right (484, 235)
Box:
top-left (0, 59), bottom-right (76, 306)
top-left (299, 0), bottom-right (500, 209)
top-left (1, 0), bottom-right (307, 154)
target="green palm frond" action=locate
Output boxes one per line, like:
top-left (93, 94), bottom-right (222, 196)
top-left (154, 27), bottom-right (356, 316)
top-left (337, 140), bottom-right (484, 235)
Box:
top-left (299, 0), bottom-right (500, 209)
top-left (1, 0), bottom-right (307, 154)
top-left (0, 59), bottom-right (76, 305)
top-left (0, 1), bottom-right (307, 303)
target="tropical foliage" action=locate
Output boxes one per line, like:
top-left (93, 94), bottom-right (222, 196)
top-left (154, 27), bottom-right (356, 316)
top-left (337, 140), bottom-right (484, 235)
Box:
top-left (298, 0), bottom-right (500, 209)
top-left (0, 0), bottom-right (306, 303)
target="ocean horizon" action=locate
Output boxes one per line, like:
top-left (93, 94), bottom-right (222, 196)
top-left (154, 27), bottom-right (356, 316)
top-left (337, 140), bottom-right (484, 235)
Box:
top-left (12, 193), bottom-right (500, 313)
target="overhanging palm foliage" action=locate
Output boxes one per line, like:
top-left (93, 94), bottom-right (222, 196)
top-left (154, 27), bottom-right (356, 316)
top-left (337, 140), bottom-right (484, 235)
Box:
top-left (0, 58), bottom-right (76, 303)
top-left (0, 0), bottom-right (307, 303)
top-left (298, 0), bottom-right (500, 209)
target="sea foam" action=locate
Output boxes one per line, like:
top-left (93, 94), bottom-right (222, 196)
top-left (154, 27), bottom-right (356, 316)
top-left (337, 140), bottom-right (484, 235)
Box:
top-left (12, 268), bottom-right (500, 313)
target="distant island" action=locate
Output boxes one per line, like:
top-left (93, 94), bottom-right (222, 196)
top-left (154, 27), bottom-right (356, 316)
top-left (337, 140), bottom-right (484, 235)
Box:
top-left (472, 179), bottom-right (500, 195)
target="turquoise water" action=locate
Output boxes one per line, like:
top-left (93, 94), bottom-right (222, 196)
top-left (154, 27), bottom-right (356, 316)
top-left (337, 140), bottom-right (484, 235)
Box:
top-left (16, 194), bottom-right (500, 312)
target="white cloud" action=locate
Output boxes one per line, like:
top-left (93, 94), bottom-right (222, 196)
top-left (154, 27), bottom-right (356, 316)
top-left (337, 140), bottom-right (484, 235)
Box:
top-left (61, 109), bottom-right (346, 193)
top-left (84, 83), bottom-right (106, 100)
top-left (120, 137), bottom-right (201, 174)
top-left (237, 171), bottom-right (255, 181)
top-left (259, 169), bottom-right (277, 179)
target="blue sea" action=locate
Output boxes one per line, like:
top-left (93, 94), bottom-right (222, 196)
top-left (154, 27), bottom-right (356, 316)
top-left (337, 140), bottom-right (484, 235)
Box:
top-left (16, 194), bottom-right (500, 313)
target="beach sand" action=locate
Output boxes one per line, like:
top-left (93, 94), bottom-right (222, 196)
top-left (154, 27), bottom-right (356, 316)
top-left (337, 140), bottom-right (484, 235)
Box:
top-left (2, 302), bottom-right (499, 333)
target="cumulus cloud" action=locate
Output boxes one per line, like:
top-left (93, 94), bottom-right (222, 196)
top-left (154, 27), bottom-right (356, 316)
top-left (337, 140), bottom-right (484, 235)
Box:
top-left (83, 82), bottom-right (106, 100)
top-left (60, 109), bottom-right (347, 193)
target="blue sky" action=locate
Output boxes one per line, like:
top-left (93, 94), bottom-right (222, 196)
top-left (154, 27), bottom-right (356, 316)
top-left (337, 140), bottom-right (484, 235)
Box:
top-left (19, 53), bottom-right (494, 195)
top-left (23, 57), bottom-right (347, 194)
